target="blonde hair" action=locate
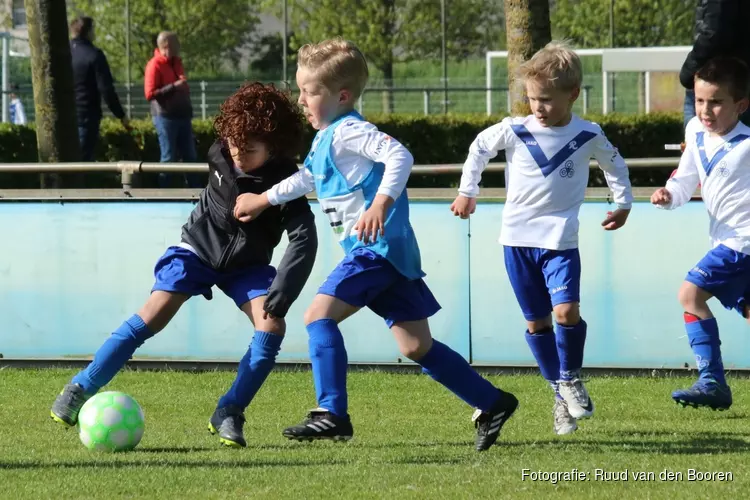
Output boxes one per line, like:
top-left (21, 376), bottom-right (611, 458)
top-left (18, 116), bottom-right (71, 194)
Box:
top-left (518, 40), bottom-right (582, 91)
top-left (297, 38), bottom-right (369, 99)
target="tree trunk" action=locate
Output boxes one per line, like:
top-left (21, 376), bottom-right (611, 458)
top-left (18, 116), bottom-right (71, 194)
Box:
top-left (504, 0), bottom-right (552, 115)
top-left (26, 0), bottom-right (80, 187)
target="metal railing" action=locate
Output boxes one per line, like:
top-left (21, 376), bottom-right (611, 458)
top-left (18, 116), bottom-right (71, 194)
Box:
top-left (9, 83), bottom-right (597, 122)
top-left (0, 157), bottom-right (679, 191)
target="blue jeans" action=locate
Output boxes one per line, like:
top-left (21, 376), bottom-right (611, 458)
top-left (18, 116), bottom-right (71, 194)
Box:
top-left (152, 115), bottom-right (203, 188)
top-left (78, 120), bottom-right (100, 162)
top-left (684, 89), bottom-right (750, 130)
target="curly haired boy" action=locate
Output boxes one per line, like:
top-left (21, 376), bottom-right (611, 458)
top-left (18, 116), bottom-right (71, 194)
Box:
top-left (50, 82), bottom-right (318, 448)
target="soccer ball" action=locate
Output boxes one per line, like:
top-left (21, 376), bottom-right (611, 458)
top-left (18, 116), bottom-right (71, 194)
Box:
top-left (77, 391), bottom-right (145, 452)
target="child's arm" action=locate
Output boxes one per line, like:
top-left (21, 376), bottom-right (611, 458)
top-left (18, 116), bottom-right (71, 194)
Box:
top-left (653, 144), bottom-right (700, 210)
top-left (263, 197), bottom-right (318, 319)
top-left (235, 169), bottom-right (315, 223)
top-left (336, 121), bottom-right (413, 202)
top-left (458, 121), bottom-right (510, 198)
top-left (336, 121), bottom-right (414, 243)
top-left (451, 120), bottom-right (510, 218)
top-left (591, 128), bottom-right (633, 210)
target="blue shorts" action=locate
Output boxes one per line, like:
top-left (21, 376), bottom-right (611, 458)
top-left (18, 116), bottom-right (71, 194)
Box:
top-left (152, 246), bottom-right (276, 308)
top-left (318, 247), bottom-right (441, 328)
top-left (503, 246), bottom-right (581, 321)
top-left (685, 244), bottom-right (750, 315)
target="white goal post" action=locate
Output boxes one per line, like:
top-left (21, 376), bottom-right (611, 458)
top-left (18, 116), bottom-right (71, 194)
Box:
top-left (486, 46), bottom-right (692, 116)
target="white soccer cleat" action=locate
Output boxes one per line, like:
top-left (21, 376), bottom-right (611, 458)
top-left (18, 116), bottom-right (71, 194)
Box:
top-left (558, 378), bottom-right (594, 419)
top-left (553, 398), bottom-right (578, 435)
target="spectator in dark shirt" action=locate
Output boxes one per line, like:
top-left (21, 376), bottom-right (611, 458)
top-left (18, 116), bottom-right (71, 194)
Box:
top-left (70, 16), bottom-right (130, 161)
top-left (681, 0), bottom-right (750, 128)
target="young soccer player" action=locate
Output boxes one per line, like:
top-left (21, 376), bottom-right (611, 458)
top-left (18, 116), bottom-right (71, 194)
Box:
top-left (234, 38), bottom-right (518, 452)
top-left (451, 41), bottom-right (633, 435)
top-left (50, 83), bottom-right (318, 448)
top-left (651, 56), bottom-right (750, 411)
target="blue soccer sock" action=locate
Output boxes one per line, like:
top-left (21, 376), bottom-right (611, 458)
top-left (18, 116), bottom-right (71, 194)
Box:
top-left (419, 340), bottom-right (500, 412)
top-left (307, 319), bottom-right (348, 418)
top-left (685, 314), bottom-right (726, 386)
top-left (525, 328), bottom-right (562, 398)
top-left (72, 315), bottom-right (155, 394)
top-left (556, 319), bottom-right (587, 381)
top-left (217, 331), bottom-right (283, 410)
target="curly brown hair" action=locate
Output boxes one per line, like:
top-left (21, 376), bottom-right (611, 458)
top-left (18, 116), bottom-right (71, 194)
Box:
top-left (213, 82), bottom-right (304, 159)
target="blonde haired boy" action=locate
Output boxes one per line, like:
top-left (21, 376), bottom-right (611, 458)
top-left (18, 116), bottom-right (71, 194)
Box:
top-left (451, 41), bottom-right (633, 435)
top-left (236, 37), bottom-right (518, 451)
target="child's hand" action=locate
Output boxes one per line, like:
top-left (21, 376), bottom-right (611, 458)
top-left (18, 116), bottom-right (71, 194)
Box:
top-left (450, 195), bottom-right (477, 219)
top-left (354, 195), bottom-right (392, 244)
top-left (234, 192), bottom-right (270, 223)
top-left (601, 208), bottom-right (630, 231)
top-left (262, 310), bottom-right (277, 320)
top-left (651, 188), bottom-right (672, 206)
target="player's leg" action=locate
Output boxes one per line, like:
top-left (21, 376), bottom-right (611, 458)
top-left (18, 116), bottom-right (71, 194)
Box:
top-left (388, 310), bottom-right (518, 452)
top-left (504, 246), bottom-right (575, 435)
top-left (50, 247), bottom-right (211, 427)
top-left (282, 294), bottom-right (358, 441)
top-left (670, 245), bottom-right (748, 410)
top-left (209, 266), bottom-right (284, 448)
top-left (284, 250), bottom-right (389, 442)
top-left (541, 249), bottom-right (592, 420)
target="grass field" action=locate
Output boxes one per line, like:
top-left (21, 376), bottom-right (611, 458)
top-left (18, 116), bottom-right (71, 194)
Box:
top-left (1, 369), bottom-right (748, 499)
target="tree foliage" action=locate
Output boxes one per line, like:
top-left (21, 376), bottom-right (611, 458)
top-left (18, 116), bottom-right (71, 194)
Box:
top-left (69, 0), bottom-right (261, 79)
top-left (551, 0), bottom-right (694, 48)
top-left (265, 0), bottom-right (506, 80)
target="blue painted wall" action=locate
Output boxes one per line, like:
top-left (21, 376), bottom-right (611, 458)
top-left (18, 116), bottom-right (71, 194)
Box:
top-left (1, 200), bottom-right (747, 369)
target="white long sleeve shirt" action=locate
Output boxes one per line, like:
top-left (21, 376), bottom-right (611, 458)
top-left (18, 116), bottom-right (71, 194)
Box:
top-left (662, 117), bottom-right (750, 255)
top-left (267, 118), bottom-right (413, 206)
top-left (459, 114), bottom-right (633, 250)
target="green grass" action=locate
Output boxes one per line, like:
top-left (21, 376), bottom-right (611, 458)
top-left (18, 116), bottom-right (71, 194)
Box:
top-left (1, 369), bottom-right (748, 499)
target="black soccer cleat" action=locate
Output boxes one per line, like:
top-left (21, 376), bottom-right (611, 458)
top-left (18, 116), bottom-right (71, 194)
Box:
top-left (472, 390), bottom-right (519, 452)
top-left (208, 405), bottom-right (247, 448)
top-left (672, 381), bottom-right (732, 411)
top-left (282, 408), bottom-right (354, 442)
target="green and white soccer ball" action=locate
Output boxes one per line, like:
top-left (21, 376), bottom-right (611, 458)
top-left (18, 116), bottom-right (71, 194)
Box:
top-left (77, 391), bottom-right (145, 452)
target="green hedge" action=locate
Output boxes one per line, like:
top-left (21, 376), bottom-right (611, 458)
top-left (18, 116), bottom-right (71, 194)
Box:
top-left (0, 112), bottom-right (684, 189)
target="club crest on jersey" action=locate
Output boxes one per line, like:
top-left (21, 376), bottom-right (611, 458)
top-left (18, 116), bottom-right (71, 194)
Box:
top-left (559, 160), bottom-right (575, 178)
top-left (718, 161), bottom-right (730, 177)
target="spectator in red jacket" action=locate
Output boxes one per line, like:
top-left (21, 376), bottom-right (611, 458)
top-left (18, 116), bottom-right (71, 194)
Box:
top-left (144, 31), bottom-right (202, 187)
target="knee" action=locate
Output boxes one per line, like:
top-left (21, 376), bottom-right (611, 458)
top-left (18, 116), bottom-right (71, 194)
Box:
top-left (399, 339), bottom-right (431, 361)
top-left (678, 282), bottom-right (706, 311)
top-left (257, 316), bottom-right (286, 336)
top-left (303, 304), bottom-right (327, 326)
top-left (553, 303), bottom-right (580, 326)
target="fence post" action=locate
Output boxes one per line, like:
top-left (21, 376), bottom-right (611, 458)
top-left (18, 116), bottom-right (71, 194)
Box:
top-left (423, 90), bottom-right (430, 115)
top-left (358, 93), bottom-right (363, 113)
top-left (200, 81), bottom-right (207, 120)
top-left (1, 35), bottom-right (7, 124)
top-left (582, 87), bottom-right (589, 115)
top-left (126, 83), bottom-right (132, 119)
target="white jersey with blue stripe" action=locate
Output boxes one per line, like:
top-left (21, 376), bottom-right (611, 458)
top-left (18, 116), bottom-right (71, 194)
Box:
top-left (663, 117), bottom-right (750, 255)
top-left (267, 111), bottom-right (425, 279)
top-left (459, 114), bottom-right (633, 250)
